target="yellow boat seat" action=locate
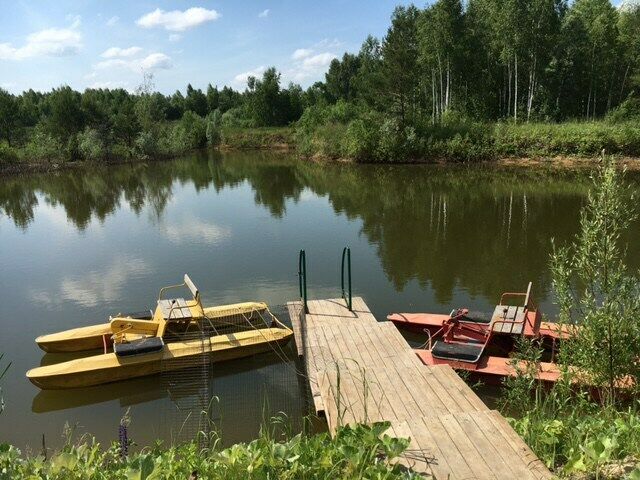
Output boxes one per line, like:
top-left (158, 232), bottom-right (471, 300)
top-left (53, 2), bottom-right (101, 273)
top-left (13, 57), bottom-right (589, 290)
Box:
top-left (158, 298), bottom-right (193, 320)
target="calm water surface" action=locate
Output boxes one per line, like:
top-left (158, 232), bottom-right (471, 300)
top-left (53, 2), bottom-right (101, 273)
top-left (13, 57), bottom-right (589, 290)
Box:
top-left (1, 151), bottom-right (639, 450)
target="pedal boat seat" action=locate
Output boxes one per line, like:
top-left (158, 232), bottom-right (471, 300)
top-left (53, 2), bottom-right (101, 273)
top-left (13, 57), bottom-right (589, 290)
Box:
top-left (431, 340), bottom-right (484, 363)
top-left (114, 337), bottom-right (164, 357)
top-left (158, 298), bottom-right (193, 320)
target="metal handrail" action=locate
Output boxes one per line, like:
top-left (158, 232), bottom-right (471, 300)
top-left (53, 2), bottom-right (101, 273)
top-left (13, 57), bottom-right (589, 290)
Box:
top-left (500, 282), bottom-right (534, 308)
top-left (341, 247), bottom-right (352, 311)
top-left (298, 249), bottom-right (308, 313)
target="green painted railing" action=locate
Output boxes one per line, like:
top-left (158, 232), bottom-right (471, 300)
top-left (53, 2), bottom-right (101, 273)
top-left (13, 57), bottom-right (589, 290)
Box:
top-left (341, 246), bottom-right (352, 311)
top-left (298, 249), bottom-right (308, 313)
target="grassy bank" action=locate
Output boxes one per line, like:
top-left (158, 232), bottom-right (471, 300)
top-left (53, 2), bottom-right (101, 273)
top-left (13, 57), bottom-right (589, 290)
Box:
top-left (0, 421), bottom-right (416, 479)
top-left (221, 126), bottom-right (294, 150)
top-left (0, 124), bottom-right (296, 176)
top-left (295, 103), bottom-right (640, 163)
top-left (3, 119), bottom-right (640, 175)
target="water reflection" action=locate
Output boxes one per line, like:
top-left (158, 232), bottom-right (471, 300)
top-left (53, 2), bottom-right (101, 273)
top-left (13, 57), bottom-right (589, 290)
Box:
top-left (2, 151), bottom-right (621, 304)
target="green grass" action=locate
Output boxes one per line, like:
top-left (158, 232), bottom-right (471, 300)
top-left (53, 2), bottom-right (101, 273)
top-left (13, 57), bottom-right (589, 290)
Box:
top-left (0, 420), bottom-right (418, 480)
top-left (494, 121), bottom-right (640, 158)
top-left (295, 115), bottom-right (640, 162)
top-left (221, 126), bottom-right (295, 150)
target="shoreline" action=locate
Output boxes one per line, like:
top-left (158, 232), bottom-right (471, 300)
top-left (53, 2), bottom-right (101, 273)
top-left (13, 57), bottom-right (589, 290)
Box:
top-left (3, 147), bottom-right (640, 178)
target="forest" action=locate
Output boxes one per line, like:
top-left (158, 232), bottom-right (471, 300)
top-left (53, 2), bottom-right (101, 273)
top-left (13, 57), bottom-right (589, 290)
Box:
top-left (1, 0), bottom-right (640, 165)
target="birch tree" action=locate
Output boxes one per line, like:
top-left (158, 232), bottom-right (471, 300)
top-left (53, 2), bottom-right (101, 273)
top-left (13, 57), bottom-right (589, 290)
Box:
top-left (417, 0), bottom-right (465, 122)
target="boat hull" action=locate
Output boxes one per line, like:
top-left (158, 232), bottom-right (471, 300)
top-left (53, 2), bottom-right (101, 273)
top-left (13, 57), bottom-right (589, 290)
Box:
top-left (36, 323), bottom-right (113, 353)
top-left (415, 349), bottom-right (562, 385)
top-left (27, 326), bottom-right (292, 389)
top-left (35, 302), bottom-right (270, 353)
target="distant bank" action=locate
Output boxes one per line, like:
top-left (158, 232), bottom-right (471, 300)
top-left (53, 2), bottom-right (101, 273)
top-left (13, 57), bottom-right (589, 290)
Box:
top-left (3, 121), bottom-right (640, 176)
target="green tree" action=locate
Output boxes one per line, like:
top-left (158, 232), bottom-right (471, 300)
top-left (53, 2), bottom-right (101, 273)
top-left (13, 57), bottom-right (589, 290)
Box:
top-left (551, 158), bottom-right (640, 404)
top-left (569, 0), bottom-right (620, 118)
top-left (206, 84), bottom-right (220, 113)
top-left (618, 4), bottom-right (640, 101)
top-left (246, 67), bottom-right (282, 126)
top-left (325, 53), bottom-right (361, 102)
top-left (185, 84), bottom-right (208, 116)
top-left (418, 0), bottom-right (466, 121)
top-left (218, 86), bottom-right (241, 113)
top-left (42, 86), bottom-right (84, 140)
top-left (381, 5), bottom-right (420, 126)
top-left (167, 90), bottom-right (185, 120)
top-left (353, 36), bottom-right (383, 108)
top-left (0, 89), bottom-right (18, 145)
top-left (134, 74), bottom-right (166, 133)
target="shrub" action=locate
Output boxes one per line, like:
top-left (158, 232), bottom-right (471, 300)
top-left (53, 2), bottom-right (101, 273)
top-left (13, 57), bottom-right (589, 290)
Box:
top-left (221, 107), bottom-right (255, 128)
top-left (0, 422), bottom-right (414, 479)
top-left (221, 126), bottom-right (294, 149)
top-left (0, 141), bottom-right (18, 164)
top-left (177, 111), bottom-right (207, 150)
top-left (77, 128), bottom-right (106, 161)
top-left (134, 130), bottom-right (158, 159)
top-left (606, 98), bottom-right (640, 124)
top-left (110, 141), bottom-right (133, 160)
top-left (343, 114), bottom-right (380, 161)
top-left (22, 124), bottom-right (65, 162)
top-left (377, 118), bottom-right (408, 161)
top-left (206, 110), bottom-right (222, 147)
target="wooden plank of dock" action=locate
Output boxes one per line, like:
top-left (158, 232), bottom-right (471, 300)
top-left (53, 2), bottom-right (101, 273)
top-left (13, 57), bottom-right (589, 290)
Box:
top-left (286, 296), bottom-right (551, 480)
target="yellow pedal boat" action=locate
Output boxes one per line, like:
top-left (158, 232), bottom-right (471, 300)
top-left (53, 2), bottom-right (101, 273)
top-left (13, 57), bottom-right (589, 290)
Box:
top-left (27, 274), bottom-right (293, 389)
top-left (35, 302), bottom-right (271, 353)
top-left (27, 328), bottom-right (292, 389)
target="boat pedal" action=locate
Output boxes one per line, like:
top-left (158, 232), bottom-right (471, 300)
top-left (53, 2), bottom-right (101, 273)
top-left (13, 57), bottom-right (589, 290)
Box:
top-left (114, 337), bottom-right (164, 357)
top-left (431, 341), bottom-right (484, 363)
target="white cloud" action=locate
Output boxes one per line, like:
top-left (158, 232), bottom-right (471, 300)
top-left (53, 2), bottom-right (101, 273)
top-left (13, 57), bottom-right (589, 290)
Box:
top-left (67, 15), bottom-right (82, 29)
top-left (140, 52), bottom-right (172, 70)
top-left (0, 20), bottom-right (82, 60)
top-left (286, 42), bottom-right (340, 84)
top-left (89, 80), bottom-right (128, 89)
top-left (106, 16), bottom-right (119, 27)
top-left (303, 52), bottom-right (336, 68)
top-left (101, 46), bottom-right (142, 58)
top-left (30, 256), bottom-right (152, 308)
top-left (95, 58), bottom-right (129, 70)
top-left (315, 38), bottom-right (342, 49)
top-left (233, 65), bottom-right (265, 86)
top-left (169, 34), bottom-right (182, 42)
top-left (258, 9), bottom-right (270, 18)
top-left (137, 7), bottom-right (220, 32)
top-left (94, 52), bottom-right (172, 72)
top-left (292, 48), bottom-right (312, 60)
top-left (161, 217), bottom-right (232, 245)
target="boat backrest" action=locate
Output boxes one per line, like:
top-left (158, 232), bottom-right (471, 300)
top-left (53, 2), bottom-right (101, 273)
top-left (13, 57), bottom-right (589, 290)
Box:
top-left (524, 282), bottom-right (533, 309)
top-left (184, 274), bottom-right (199, 301)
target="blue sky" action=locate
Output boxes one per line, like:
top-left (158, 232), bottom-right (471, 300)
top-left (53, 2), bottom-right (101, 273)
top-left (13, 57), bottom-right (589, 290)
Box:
top-left (0, 1), bottom-right (413, 94)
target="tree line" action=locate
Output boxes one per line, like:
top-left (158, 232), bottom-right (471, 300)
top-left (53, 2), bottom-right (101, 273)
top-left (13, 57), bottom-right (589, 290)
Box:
top-left (320, 0), bottom-right (640, 124)
top-left (1, 0), bottom-right (639, 164)
top-left (0, 68), bottom-right (308, 162)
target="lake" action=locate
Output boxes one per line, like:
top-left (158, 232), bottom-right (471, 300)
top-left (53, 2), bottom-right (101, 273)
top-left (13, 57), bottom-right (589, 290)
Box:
top-left (1, 151), bottom-right (638, 450)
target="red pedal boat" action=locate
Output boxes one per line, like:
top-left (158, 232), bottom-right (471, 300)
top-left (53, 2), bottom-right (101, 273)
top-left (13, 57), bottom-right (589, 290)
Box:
top-left (388, 283), bottom-right (571, 384)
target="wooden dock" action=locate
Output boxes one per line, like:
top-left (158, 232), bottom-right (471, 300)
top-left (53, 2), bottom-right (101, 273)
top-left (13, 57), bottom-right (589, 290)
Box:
top-left (287, 297), bottom-right (551, 480)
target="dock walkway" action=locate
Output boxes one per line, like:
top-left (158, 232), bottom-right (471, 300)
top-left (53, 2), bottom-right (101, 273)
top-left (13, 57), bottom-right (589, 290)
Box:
top-left (287, 296), bottom-right (551, 480)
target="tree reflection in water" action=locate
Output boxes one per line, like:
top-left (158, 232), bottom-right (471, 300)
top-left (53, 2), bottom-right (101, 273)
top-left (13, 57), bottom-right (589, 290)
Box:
top-left (2, 151), bottom-right (638, 304)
